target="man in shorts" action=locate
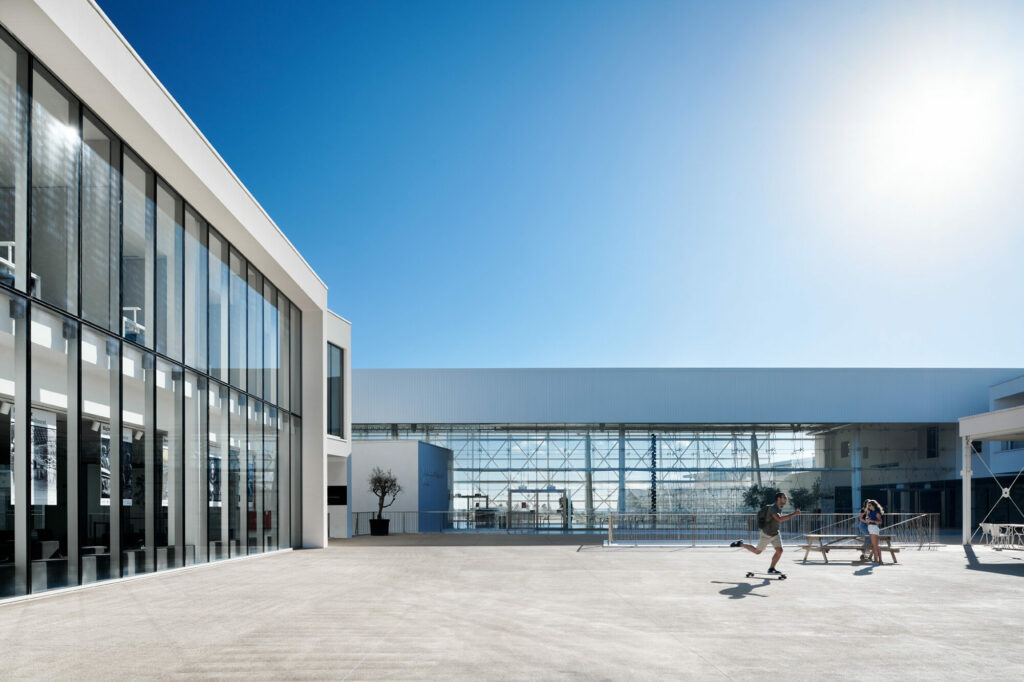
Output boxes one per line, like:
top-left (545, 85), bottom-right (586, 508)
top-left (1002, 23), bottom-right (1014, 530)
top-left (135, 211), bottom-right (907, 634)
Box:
top-left (730, 492), bottom-right (802, 574)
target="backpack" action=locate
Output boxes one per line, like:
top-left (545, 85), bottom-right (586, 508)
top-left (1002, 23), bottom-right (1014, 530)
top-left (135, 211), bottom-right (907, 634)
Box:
top-left (757, 505), bottom-right (770, 531)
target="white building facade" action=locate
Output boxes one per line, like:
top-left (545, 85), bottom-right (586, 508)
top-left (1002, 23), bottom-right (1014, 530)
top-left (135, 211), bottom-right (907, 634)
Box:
top-left (0, 0), bottom-right (349, 600)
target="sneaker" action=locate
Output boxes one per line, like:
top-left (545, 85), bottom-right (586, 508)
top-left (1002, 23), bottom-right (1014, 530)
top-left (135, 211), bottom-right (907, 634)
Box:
top-left (729, 540), bottom-right (744, 548)
top-left (767, 568), bottom-right (781, 574)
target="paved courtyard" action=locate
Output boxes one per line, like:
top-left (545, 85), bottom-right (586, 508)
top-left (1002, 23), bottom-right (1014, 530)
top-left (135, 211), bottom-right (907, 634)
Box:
top-left (1, 536), bottom-right (1022, 680)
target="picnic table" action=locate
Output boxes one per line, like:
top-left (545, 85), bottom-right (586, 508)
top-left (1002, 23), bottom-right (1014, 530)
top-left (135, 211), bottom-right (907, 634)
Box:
top-left (801, 534), bottom-right (900, 564)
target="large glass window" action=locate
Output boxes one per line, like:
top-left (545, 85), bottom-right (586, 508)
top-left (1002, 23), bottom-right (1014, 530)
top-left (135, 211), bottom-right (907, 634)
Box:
top-left (264, 406), bottom-right (277, 551)
top-left (290, 304), bottom-right (301, 415)
top-left (228, 390), bottom-right (245, 556)
top-left (0, 291), bottom-right (24, 597)
top-left (121, 345), bottom-right (152, 576)
top-left (155, 182), bottom-right (183, 361)
top-left (29, 306), bottom-right (78, 592)
top-left (81, 113), bottom-right (120, 331)
top-left (263, 280), bottom-right (278, 405)
top-left (184, 371), bottom-right (205, 566)
top-left (247, 399), bottom-right (263, 554)
top-left (278, 293), bottom-right (290, 412)
top-left (207, 382), bottom-right (229, 560)
top-left (277, 411), bottom-right (289, 550)
top-left (327, 343), bottom-right (344, 438)
top-left (80, 328), bottom-right (117, 584)
top-left (207, 229), bottom-right (229, 383)
top-left (30, 67), bottom-right (79, 314)
top-left (184, 208), bottom-right (208, 372)
top-left (290, 416), bottom-right (301, 545)
top-left (121, 151), bottom-right (154, 348)
top-left (0, 32), bottom-right (27, 293)
top-left (246, 265), bottom-right (263, 398)
top-left (228, 248), bottom-right (246, 390)
top-left (154, 359), bottom-right (182, 570)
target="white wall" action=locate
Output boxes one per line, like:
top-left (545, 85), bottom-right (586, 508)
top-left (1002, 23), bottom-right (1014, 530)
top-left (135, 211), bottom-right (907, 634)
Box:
top-left (349, 441), bottom-right (421, 517)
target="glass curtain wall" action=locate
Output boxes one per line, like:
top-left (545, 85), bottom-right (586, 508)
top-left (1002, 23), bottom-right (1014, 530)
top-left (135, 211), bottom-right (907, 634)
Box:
top-left (0, 25), bottom-right (301, 599)
top-left (121, 345), bottom-right (152, 576)
top-left (80, 328), bottom-right (118, 584)
top-left (247, 399), bottom-right (263, 554)
top-left (0, 32), bottom-right (27, 293)
top-left (80, 114), bottom-right (120, 331)
top-left (29, 66), bottom-right (78, 314)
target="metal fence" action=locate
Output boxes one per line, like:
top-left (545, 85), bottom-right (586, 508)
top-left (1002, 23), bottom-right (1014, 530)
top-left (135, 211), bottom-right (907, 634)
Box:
top-left (606, 512), bottom-right (938, 547)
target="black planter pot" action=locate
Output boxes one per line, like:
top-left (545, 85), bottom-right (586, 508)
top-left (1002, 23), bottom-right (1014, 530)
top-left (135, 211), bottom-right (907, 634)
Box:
top-left (369, 518), bottom-right (390, 536)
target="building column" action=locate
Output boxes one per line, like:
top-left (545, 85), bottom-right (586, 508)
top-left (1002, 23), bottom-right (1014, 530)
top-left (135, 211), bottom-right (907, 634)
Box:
top-left (851, 426), bottom-right (862, 513)
top-left (750, 434), bottom-right (762, 487)
top-left (617, 427), bottom-right (626, 515)
top-left (962, 436), bottom-right (973, 545)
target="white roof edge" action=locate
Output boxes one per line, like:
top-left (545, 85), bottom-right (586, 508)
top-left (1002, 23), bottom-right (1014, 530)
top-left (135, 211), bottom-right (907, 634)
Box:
top-left (327, 309), bottom-right (352, 325)
top-left (80, 0), bottom-right (326, 293)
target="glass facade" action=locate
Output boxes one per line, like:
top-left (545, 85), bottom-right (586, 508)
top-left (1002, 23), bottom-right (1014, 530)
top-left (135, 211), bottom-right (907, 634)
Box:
top-left (327, 343), bottom-right (343, 438)
top-left (353, 423), bottom-right (963, 528)
top-left (0, 25), bottom-right (303, 598)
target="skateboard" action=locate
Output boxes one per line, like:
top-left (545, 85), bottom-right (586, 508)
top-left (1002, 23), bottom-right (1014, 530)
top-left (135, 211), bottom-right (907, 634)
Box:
top-left (746, 571), bottom-right (787, 580)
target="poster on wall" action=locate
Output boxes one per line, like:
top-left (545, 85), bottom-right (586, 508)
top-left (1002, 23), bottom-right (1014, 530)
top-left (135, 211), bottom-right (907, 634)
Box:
top-left (208, 446), bottom-right (222, 507)
top-left (246, 454), bottom-right (255, 506)
top-left (100, 425), bottom-right (111, 506)
top-left (121, 428), bottom-right (134, 506)
top-left (31, 410), bottom-right (57, 506)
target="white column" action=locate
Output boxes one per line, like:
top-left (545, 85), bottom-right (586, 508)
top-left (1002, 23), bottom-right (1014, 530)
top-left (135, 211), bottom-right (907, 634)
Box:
top-left (962, 436), bottom-right (973, 545)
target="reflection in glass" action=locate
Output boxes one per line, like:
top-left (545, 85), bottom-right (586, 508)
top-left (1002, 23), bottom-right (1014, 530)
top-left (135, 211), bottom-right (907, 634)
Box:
top-left (0, 33), bottom-right (27, 293)
top-left (207, 382), bottom-right (230, 560)
top-left (184, 208), bottom-right (208, 372)
top-left (154, 358), bottom-right (182, 570)
top-left (0, 291), bottom-right (23, 596)
top-left (278, 294), bottom-right (290, 412)
top-left (264, 406), bottom-right (277, 550)
top-left (247, 399), bottom-right (263, 554)
top-left (121, 345), bottom-right (152, 576)
top-left (328, 344), bottom-right (343, 438)
top-left (30, 67), bottom-right (79, 313)
top-left (290, 304), bottom-right (301, 415)
top-left (228, 249), bottom-right (246, 390)
top-left (247, 266), bottom-right (263, 398)
top-left (290, 417), bottom-right (302, 545)
top-left (30, 306), bottom-right (77, 592)
top-left (80, 328), bottom-right (117, 584)
top-left (81, 114), bottom-right (120, 331)
top-left (228, 390), bottom-right (245, 557)
top-left (207, 229), bottom-right (229, 383)
top-left (263, 280), bottom-right (278, 405)
top-left (278, 412), bottom-right (290, 550)
top-left (121, 151), bottom-right (154, 348)
top-left (155, 182), bottom-right (184, 361)
top-left (184, 371), bottom-right (204, 565)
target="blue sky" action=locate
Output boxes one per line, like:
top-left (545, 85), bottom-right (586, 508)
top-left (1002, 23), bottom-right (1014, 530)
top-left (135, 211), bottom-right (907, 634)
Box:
top-left (96, 0), bottom-right (1024, 368)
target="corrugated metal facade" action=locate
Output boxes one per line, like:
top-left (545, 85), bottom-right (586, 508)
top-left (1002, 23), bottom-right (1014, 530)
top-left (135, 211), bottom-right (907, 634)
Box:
top-left (353, 368), bottom-right (1024, 425)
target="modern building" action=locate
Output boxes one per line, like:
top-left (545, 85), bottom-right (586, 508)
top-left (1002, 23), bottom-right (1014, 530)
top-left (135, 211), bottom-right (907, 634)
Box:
top-left (0, 0), bottom-right (351, 600)
top-left (352, 368), bottom-right (1024, 536)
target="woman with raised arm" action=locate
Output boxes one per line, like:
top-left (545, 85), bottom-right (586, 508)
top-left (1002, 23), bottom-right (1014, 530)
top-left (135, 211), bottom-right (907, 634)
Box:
top-left (864, 499), bottom-right (885, 563)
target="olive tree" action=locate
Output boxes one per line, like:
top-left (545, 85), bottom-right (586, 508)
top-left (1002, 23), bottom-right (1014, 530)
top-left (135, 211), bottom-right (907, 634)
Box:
top-left (369, 467), bottom-right (402, 520)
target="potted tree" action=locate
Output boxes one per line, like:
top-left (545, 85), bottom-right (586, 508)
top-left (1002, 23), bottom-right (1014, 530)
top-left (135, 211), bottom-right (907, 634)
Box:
top-left (369, 467), bottom-right (402, 536)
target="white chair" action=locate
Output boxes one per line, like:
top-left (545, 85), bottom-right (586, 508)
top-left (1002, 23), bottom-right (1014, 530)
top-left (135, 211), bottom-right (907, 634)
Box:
top-left (979, 523), bottom-right (995, 545)
top-left (990, 524), bottom-right (1012, 548)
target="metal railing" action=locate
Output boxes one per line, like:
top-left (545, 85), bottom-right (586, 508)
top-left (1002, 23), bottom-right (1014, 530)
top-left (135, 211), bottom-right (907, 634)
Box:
top-left (351, 510), bottom-right (604, 535)
top-left (606, 512), bottom-right (938, 547)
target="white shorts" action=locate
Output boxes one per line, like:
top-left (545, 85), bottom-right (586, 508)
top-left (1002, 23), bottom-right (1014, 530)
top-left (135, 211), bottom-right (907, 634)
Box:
top-left (867, 524), bottom-right (880, 535)
top-left (755, 531), bottom-right (783, 551)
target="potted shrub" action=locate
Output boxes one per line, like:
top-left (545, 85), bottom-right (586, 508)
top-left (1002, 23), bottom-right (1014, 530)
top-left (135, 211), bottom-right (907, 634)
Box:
top-left (369, 467), bottom-right (402, 536)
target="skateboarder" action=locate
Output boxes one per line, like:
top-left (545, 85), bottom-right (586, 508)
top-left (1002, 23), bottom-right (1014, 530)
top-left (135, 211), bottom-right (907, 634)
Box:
top-left (730, 492), bottom-right (802, 575)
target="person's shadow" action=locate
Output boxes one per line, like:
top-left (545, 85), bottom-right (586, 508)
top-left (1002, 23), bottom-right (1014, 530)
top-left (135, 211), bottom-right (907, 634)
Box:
top-left (711, 579), bottom-right (770, 599)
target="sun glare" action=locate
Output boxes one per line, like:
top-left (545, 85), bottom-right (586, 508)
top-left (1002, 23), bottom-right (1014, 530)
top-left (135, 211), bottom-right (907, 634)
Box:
top-left (851, 69), bottom-right (1010, 205)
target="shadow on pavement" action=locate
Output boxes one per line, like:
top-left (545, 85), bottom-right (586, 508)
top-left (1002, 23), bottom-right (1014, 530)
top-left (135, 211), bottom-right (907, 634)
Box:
top-left (711, 579), bottom-right (770, 599)
top-left (964, 544), bottom-right (1024, 577)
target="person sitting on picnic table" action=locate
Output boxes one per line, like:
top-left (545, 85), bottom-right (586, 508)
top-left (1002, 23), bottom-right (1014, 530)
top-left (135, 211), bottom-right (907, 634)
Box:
top-left (857, 504), bottom-right (872, 561)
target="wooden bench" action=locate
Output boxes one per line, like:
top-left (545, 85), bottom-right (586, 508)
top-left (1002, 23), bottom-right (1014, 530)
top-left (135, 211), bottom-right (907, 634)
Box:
top-left (801, 534), bottom-right (900, 564)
